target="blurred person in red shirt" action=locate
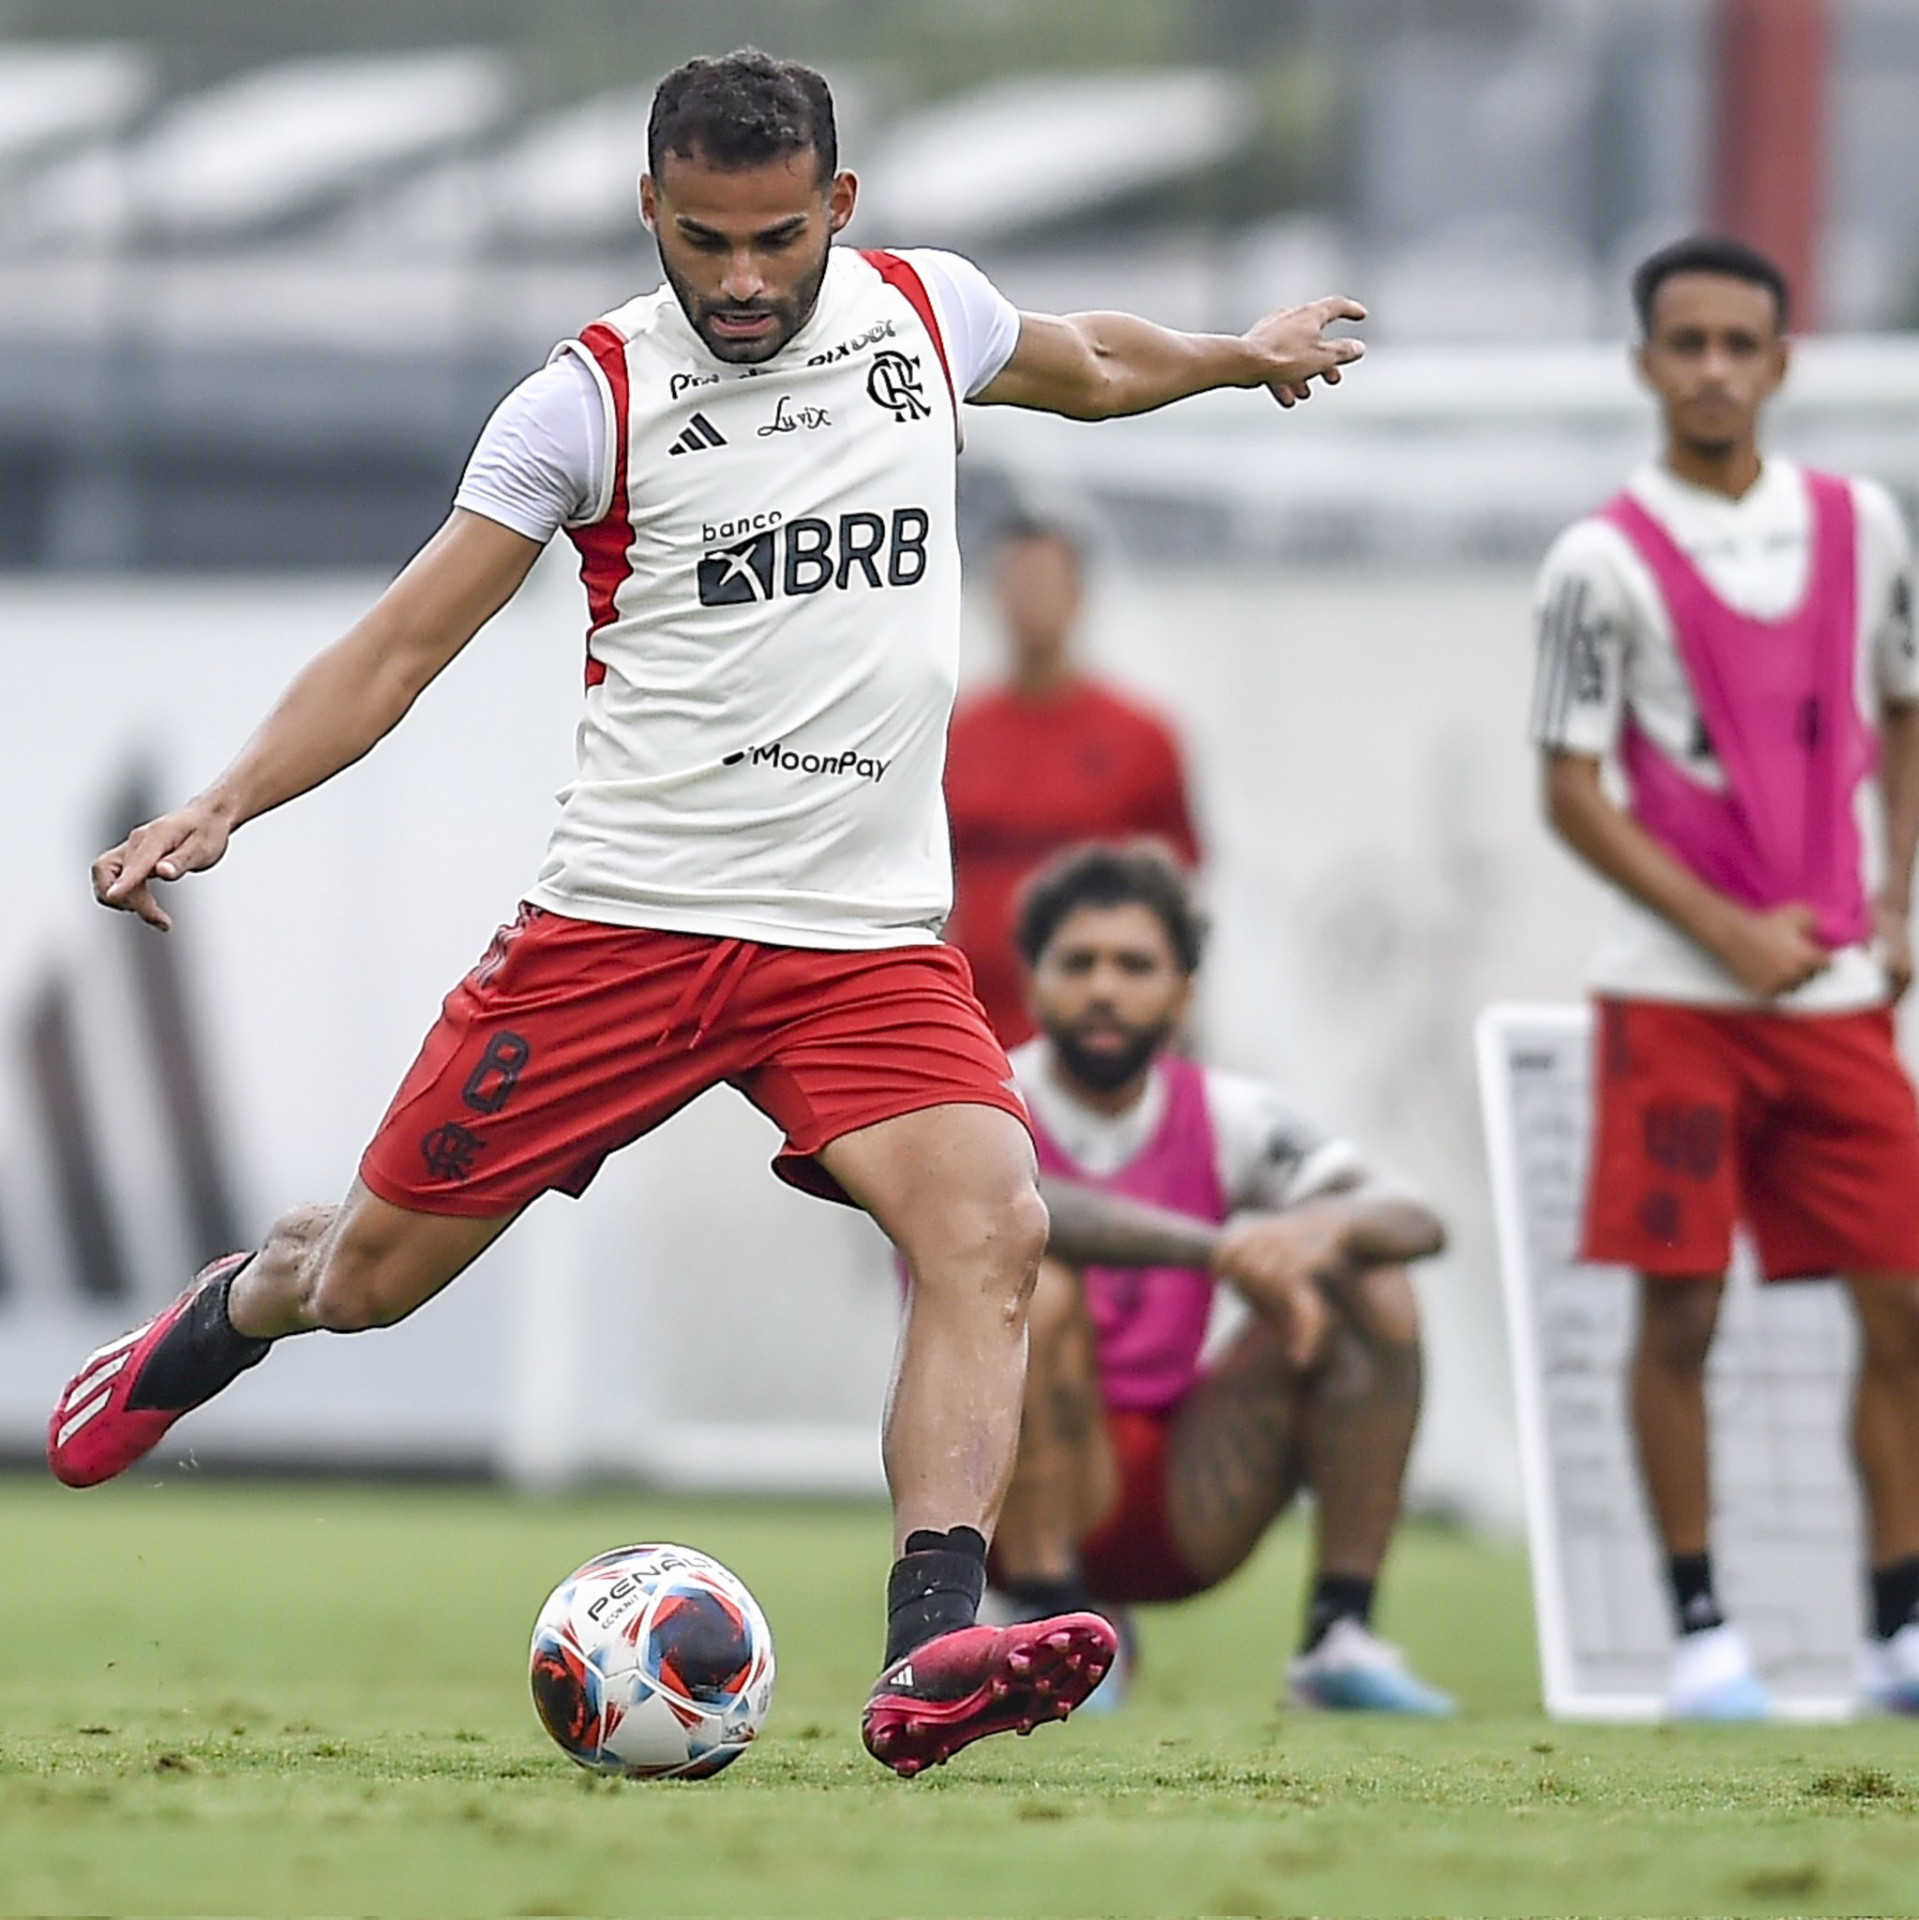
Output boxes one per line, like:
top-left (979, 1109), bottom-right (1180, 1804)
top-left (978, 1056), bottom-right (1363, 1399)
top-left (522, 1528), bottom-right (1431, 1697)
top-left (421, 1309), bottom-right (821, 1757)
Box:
top-left (945, 514), bottom-right (1202, 1043)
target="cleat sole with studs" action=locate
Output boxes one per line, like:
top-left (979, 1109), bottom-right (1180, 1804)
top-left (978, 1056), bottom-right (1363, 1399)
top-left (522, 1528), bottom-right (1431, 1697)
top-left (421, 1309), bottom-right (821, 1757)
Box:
top-left (861, 1612), bottom-right (1117, 1778)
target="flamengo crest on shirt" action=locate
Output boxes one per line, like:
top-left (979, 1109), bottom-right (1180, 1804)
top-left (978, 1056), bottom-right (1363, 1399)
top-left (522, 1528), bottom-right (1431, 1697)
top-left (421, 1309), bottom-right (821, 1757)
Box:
top-left (866, 351), bottom-right (930, 422)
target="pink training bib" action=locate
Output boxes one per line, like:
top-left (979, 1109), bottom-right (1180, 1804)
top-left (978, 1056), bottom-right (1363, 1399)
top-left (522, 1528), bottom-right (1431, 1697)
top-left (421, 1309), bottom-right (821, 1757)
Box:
top-left (1605, 470), bottom-right (1875, 951)
top-left (1030, 1054), bottom-right (1227, 1413)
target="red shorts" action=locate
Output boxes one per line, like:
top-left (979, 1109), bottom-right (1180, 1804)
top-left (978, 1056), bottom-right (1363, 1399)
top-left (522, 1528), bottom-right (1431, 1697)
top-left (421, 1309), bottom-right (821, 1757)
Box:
top-left (359, 906), bottom-right (1029, 1217)
top-left (1076, 1407), bottom-right (1211, 1605)
top-left (1583, 997), bottom-right (1919, 1280)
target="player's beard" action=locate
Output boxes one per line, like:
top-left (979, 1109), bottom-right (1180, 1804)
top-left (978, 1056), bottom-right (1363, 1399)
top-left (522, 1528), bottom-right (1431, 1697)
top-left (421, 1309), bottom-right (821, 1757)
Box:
top-left (661, 241), bottom-right (832, 365)
top-left (1049, 1013), bottom-right (1174, 1094)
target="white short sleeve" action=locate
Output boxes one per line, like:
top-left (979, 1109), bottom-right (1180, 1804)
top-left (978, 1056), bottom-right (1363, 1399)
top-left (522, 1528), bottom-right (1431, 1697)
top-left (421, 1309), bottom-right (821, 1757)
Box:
top-left (892, 248), bottom-right (1022, 399)
top-left (1529, 519), bottom-right (1632, 757)
top-left (1205, 1069), bottom-right (1365, 1213)
top-left (453, 353), bottom-right (607, 546)
top-left (1854, 479), bottom-right (1919, 707)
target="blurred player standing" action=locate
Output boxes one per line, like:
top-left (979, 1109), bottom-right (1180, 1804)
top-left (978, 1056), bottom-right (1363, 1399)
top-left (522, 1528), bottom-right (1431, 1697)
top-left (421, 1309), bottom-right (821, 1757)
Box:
top-left (993, 844), bottom-right (1453, 1714)
top-left (944, 515), bottom-right (1201, 1045)
top-left (48, 50), bottom-right (1367, 1773)
top-left (1533, 235), bottom-right (1919, 1718)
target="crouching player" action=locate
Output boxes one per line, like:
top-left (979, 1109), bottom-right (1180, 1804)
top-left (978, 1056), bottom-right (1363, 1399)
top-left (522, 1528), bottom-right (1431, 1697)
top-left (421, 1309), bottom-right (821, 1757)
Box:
top-left (989, 843), bottom-right (1455, 1712)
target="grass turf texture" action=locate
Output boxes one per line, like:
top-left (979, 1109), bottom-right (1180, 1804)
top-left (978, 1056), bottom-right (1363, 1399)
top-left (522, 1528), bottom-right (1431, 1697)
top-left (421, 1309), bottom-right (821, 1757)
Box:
top-left (1, 1480), bottom-right (1916, 1917)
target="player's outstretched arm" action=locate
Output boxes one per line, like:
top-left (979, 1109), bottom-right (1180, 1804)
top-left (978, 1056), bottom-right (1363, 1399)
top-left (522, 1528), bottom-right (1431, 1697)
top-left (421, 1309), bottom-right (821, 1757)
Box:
top-left (974, 295), bottom-right (1365, 421)
top-left (94, 509), bottom-right (543, 930)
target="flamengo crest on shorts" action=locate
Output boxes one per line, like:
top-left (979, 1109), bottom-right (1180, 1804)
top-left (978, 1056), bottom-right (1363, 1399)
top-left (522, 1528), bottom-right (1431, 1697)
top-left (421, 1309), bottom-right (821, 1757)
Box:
top-left (531, 248), bottom-right (968, 952)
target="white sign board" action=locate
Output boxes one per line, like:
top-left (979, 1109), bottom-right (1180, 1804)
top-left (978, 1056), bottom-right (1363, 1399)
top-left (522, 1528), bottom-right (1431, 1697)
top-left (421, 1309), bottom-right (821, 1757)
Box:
top-left (1476, 1004), bottom-right (1860, 1720)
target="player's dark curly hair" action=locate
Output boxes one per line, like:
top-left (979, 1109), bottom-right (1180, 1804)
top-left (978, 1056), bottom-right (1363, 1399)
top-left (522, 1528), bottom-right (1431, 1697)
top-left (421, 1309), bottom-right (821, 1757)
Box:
top-left (1014, 842), bottom-right (1207, 976)
top-left (1632, 233), bottom-right (1790, 337)
top-left (648, 49), bottom-right (837, 184)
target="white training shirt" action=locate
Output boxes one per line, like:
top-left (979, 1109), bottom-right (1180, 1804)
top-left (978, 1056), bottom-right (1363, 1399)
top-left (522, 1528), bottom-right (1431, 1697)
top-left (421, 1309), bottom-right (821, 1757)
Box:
top-left (453, 246), bottom-right (1022, 947)
top-left (457, 250), bottom-right (1020, 544)
top-left (1009, 1038), bottom-right (1365, 1213)
top-left (1529, 458), bottom-right (1919, 1010)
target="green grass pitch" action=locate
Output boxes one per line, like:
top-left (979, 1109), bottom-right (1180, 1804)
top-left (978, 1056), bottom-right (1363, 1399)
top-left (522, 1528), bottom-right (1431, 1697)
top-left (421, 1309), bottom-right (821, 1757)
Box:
top-left (2, 1476), bottom-right (1917, 1917)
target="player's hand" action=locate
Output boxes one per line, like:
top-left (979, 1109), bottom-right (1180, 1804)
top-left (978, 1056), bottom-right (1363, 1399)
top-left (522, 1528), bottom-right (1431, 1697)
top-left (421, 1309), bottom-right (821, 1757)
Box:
top-left (1239, 296), bottom-right (1367, 408)
top-left (1210, 1211), bottom-right (1337, 1366)
top-left (1874, 895), bottom-right (1914, 1002)
top-left (92, 798), bottom-right (235, 931)
top-left (1713, 902), bottom-right (1832, 1000)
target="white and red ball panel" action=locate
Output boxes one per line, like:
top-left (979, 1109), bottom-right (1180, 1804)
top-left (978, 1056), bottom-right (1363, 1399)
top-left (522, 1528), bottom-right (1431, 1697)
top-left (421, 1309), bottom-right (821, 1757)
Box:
top-left (528, 1543), bottom-right (775, 1779)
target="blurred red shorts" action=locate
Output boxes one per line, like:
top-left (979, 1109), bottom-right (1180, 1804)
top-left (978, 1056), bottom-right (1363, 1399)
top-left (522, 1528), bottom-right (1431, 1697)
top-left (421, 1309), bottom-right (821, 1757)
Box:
top-left (1582, 996), bottom-right (1919, 1280)
top-left (359, 905), bottom-right (1028, 1217)
top-left (1077, 1406), bottom-right (1212, 1605)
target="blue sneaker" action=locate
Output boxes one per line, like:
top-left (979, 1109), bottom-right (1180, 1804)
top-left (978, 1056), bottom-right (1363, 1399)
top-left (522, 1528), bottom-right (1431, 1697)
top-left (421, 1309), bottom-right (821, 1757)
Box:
top-left (1285, 1618), bottom-right (1457, 1716)
top-left (1667, 1623), bottom-right (1772, 1721)
top-left (1858, 1624), bottom-right (1919, 1715)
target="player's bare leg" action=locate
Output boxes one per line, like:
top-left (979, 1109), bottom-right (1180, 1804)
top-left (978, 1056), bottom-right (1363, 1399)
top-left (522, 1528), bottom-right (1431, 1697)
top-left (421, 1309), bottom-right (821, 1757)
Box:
top-left (1845, 1275), bottom-right (1919, 1563)
top-left (225, 1182), bottom-right (518, 1337)
top-left (1160, 1314), bottom-right (1306, 1587)
top-left (1847, 1275), bottom-right (1919, 1710)
top-left (1629, 1272), bottom-right (1766, 1716)
top-left (49, 1182), bottom-right (513, 1486)
top-left (823, 1104), bottom-right (1047, 1547)
top-left (1284, 1265), bottom-right (1450, 1712)
top-left (1160, 1270), bottom-right (1420, 1587)
top-left (820, 1103), bottom-right (1115, 1775)
top-left (1149, 1273), bottom-right (1449, 1713)
top-left (1629, 1275), bottom-right (1724, 1559)
top-left (1302, 1264), bottom-right (1423, 1585)
top-left (986, 1257), bottom-right (1130, 1704)
top-left (992, 1257), bottom-right (1121, 1585)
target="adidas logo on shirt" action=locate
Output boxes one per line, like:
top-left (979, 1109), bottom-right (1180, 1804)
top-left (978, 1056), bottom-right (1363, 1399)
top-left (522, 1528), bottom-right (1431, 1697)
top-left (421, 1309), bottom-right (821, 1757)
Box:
top-left (668, 412), bottom-right (728, 456)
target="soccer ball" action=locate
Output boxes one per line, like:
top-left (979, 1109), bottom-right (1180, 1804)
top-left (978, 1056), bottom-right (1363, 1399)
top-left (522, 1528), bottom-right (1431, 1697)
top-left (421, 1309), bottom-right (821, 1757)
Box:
top-left (528, 1543), bottom-right (775, 1779)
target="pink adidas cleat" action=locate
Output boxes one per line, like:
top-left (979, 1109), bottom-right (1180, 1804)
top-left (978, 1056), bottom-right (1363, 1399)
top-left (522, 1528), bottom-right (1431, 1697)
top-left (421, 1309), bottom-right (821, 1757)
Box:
top-left (861, 1612), bottom-right (1117, 1777)
top-left (48, 1252), bottom-right (258, 1488)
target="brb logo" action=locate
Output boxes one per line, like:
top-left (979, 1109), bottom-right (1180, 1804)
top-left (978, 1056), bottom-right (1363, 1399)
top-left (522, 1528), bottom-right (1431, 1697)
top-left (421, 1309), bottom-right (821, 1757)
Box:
top-left (697, 507), bottom-right (931, 606)
top-left (866, 351), bottom-right (930, 422)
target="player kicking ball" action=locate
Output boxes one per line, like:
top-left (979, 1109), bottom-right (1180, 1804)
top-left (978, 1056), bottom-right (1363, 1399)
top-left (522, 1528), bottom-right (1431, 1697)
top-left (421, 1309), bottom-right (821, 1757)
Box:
top-left (989, 844), bottom-right (1454, 1714)
top-left (48, 51), bottom-right (1365, 1776)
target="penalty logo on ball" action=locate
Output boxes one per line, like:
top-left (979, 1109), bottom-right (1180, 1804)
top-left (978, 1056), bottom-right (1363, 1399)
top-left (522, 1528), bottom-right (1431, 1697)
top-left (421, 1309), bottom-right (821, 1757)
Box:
top-left (529, 1543), bottom-right (775, 1779)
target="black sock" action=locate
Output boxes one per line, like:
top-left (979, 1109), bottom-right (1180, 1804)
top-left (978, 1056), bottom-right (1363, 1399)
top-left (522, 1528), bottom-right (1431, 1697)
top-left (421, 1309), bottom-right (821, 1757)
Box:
top-left (1667, 1552), bottom-right (1725, 1635)
top-left (1302, 1573), bottom-right (1375, 1653)
top-left (1871, 1555), bottom-right (1919, 1641)
top-left (127, 1261), bottom-right (272, 1412)
top-left (883, 1526), bottom-right (987, 1667)
top-left (1006, 1573), bottom-right (1094, 1621)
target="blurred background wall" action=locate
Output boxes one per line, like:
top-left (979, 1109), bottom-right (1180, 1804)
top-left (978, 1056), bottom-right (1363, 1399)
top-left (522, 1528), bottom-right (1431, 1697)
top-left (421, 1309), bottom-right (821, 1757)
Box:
top-left (6, 0), bottom-right (1919, 570)
top-left (3, 0), bottom-right (1917, 1525)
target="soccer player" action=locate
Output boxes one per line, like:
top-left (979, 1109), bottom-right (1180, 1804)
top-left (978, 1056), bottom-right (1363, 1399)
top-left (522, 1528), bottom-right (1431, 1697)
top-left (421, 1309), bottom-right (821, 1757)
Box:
top-left (944, 514), bottom-right (1201, 1045)
top-left (1532, 234), bottom-right (1919, 1718)
top-left (47, 51), bottom-right (1366, 1775)
top-left (992, 843), bottom-right (1454, 1713)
